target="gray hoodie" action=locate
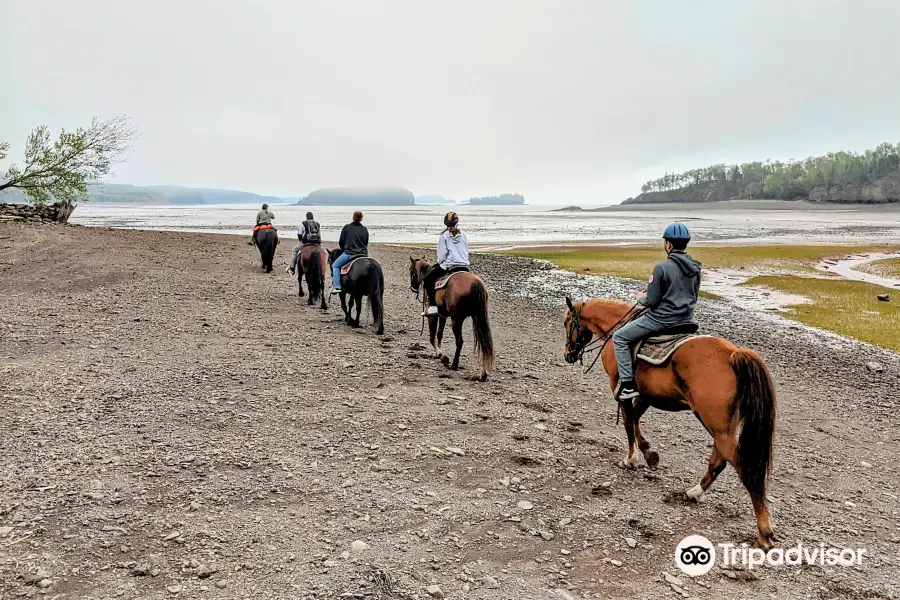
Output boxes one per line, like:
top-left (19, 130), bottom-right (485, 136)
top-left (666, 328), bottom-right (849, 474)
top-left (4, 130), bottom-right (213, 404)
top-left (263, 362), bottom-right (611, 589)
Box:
top-left (639, 251), bottom-right (702, 325)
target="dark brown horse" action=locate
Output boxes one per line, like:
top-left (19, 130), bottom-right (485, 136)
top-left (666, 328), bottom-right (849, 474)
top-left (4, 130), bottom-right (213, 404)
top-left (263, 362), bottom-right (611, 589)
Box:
top-left (563, 296), bottom-right (777, 549)
top-left (298, 244), bottom-right (328, 309)
top-left (410, 257), bottom-right (494, 381)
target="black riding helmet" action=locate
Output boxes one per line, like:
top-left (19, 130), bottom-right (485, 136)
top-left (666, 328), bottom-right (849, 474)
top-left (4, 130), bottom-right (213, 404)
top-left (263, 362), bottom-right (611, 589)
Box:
top-left (444, 211), bottom-right (459, 227)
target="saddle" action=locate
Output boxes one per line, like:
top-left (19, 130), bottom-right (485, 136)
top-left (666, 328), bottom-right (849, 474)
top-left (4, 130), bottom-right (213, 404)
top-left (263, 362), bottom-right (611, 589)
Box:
top-left (634, 323), bottom-right (710, 365)
top-left (340, 256), bottom-right (380, 275)
top-left (434, 270), bottom-right (467, 290)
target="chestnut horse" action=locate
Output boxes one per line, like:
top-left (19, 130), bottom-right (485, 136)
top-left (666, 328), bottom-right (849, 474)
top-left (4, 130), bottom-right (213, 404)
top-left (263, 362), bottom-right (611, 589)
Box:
top-left (563, 296), bottom-right (777, 549)
top-left (298, 244), bottom-right (328, 310)
top-left (410, 257), bottom-right (494, 381)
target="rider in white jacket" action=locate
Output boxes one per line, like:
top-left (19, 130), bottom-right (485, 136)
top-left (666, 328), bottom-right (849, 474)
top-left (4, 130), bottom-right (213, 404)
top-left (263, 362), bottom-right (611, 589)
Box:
top-left (424, 212), bottom-right (470, 316)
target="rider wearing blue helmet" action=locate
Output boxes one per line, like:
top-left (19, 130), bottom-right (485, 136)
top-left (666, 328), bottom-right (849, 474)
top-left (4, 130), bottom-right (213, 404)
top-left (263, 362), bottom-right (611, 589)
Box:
top-left (612, 222), bottom-right (702, 401)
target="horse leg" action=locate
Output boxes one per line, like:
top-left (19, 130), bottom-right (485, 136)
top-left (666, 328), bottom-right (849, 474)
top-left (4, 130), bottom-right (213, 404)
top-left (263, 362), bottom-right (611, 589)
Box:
top-left (429, 316), bottom-right (444, 359)
top-left (340, 293), bottom-right (350, 323)
top-left (352, 294), bottom-right (362, 327)
top-left (617, 400), bottom-right (640, 469)
top-left (685, 443), bottom-right (727, 503)
top-left (632, 398), bottom-right (659, 468)
top-left (320, 276), bottom-right (328, 310)
top-left (450, 319), bottom-right (464, 370)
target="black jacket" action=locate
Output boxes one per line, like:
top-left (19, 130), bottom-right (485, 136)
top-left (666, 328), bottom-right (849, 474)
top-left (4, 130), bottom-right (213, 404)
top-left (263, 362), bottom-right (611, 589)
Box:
top-left (641, 251), bottom-right (702, 325)
top-left (339, 222), bottom-right (369, 257)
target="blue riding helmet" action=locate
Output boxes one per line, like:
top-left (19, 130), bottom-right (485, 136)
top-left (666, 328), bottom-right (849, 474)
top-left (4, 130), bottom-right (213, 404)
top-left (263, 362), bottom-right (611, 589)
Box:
top-left (662, 222), bottom-right (691, 240)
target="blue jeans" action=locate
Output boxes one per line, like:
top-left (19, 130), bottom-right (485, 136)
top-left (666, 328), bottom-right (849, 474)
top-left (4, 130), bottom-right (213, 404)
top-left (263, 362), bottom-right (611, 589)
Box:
top-left (612, 314), bottom-right (668, 382)
top-left (331, 252), bottom-right (351, 288)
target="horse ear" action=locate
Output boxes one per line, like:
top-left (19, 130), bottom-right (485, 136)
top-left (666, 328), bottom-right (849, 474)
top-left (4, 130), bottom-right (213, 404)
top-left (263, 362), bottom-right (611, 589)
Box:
top-left (410, 255), bottom-right (416, 264)
top-left (565, 295), bottom-right (574, 310)
top-left (421, 254), bottom-right (426, 261)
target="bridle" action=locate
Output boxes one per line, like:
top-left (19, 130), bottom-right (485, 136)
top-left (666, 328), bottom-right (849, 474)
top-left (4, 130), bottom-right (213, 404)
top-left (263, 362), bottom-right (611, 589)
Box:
top-left (566, 300), bottom-right (643, 374)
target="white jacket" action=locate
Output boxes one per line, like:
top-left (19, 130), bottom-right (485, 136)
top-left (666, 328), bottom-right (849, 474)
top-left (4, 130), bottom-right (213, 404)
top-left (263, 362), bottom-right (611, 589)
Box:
top-left (437, 230), bottom-right (469, 269)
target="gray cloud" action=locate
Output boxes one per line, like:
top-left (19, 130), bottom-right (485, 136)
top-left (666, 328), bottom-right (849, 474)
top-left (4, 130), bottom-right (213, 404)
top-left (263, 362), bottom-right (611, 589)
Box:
top-left (2, 0), bottom-right (899, 204)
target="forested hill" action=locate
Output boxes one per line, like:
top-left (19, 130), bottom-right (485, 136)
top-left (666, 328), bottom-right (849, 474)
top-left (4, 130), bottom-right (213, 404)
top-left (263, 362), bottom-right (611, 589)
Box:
top-left (623, 143), bottom-right (900, 205)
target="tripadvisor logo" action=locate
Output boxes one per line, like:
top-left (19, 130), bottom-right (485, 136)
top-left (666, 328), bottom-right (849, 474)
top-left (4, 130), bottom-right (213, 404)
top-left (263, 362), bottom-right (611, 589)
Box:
top-left (675, 535), bottom-right (866, 576)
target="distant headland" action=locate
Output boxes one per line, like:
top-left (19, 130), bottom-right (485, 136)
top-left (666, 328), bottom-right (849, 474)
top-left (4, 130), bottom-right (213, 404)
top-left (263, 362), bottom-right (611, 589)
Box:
top-left (621, 142), bottom-right (900, 205)
top-left (1, 183), bottom-right (528, 207)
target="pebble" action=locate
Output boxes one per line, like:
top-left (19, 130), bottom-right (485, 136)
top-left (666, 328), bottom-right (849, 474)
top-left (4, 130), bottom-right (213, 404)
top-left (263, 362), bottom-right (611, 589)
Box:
top-left (197, 564), bottom-right (216, 578)
top-left (445, 446), bottom-right (465, 456)
top-left (0, 526), bottom-right (13, 537)
top-left (37, 579), bottom-right (53, 589)
top-left (539, 530), bottom-right (555, 541)
top-left (163, 531), bottom-right (181, 541)
top-left (560, 549), bottom-right (571, 555)
top-left (351, 540), bottom-right (370, 552)
top-left (189, 501), bottom-right (201, 511)
top-left (215, 580), bottom-right (227, 589)
top-left (609, 559), bottom-right (623, 567)
top-left (664, 573), bottom-right (685, 587)
top-left (517, 500), bottom-right (534, 510)
top-left (131, 563), bottom-right (151, 576)
top-left (24, 569), bottom-right (50, 584)
top-left (481, 576), bottom-right (500, 588)
top-left (861, 461), bottom-right (873, 468)
top-left (426, 584), bottom-right (444, 598)
top-left (533, 423), bottom-right (547, 431)
top-left (866, 361), bottom-right (884, 373)
top-left (167, 584), bottom-right (183, 594)
top-left (559, 518), bottom-right (572, 527)
top-left (625, 537), bottom-right (638, 548)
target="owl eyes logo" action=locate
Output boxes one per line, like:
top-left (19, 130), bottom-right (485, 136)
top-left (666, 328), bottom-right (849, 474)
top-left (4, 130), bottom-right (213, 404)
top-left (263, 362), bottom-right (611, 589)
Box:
top-left (675, 535), bottom-right (716, 576)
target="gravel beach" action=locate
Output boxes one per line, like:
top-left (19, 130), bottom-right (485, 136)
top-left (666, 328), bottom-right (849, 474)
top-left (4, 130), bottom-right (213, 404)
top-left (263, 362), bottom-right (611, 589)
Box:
top-left (1, 223), bottom-right (898, 599)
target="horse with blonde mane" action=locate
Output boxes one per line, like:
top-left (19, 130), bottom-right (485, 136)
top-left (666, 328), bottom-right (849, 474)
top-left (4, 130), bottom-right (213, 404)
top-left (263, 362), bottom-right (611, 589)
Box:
top-left (563, 295), bottom-right (777, 549)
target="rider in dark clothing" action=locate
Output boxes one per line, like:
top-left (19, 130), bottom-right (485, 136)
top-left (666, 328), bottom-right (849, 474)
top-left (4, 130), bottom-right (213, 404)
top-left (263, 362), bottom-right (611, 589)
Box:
top-left (331, 211), bottom-right (369, 293)
top-left (288, 212), bottom-right (322, 275)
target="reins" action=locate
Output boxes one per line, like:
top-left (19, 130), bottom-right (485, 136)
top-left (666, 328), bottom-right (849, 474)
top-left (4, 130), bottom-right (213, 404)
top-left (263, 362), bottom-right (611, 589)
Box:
top-left (571, 301), bottom-right (644, 374)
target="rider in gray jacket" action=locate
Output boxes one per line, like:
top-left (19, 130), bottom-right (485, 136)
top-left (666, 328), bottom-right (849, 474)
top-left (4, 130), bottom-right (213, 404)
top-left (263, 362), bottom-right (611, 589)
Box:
top-left (612, 222), bottom-right (701, 401)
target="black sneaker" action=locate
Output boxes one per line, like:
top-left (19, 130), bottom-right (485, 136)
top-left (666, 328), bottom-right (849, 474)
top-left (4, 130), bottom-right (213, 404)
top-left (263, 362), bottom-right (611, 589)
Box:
top-left (616, 380), bottom-right (640, 401)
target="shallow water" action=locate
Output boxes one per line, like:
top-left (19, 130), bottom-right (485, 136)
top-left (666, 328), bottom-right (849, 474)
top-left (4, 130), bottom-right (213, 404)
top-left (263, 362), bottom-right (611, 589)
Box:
top-left (70, 203), bottom-right (900, 245)
top-left (816, 252), bottom-right (900, 289)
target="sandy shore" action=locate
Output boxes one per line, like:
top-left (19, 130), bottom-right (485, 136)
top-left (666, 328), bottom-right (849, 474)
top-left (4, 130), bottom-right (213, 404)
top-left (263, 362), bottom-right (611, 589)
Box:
top-left (1, 223), bottom-right (899, 599)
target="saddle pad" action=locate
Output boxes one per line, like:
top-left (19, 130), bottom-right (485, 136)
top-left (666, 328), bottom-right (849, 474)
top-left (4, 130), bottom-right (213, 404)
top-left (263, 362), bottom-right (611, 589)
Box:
top-left (340, 256), bottom-right (380, 275)
top-left (252, 224), bottom-right (274, 232)
top-left (635, 334), bottom-right (714, 365)
top-left (435, 271), bottom-right (465, 290)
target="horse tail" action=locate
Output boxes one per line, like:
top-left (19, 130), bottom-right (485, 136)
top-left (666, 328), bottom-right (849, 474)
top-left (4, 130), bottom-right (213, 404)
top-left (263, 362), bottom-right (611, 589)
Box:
top-left (308, 248), bottom-right (324, 300)
top-left (469, 279), bottom-right (494, 379)
top-left (368, 264), bottom-right (385, 334)
top-left (730, 348), bottom-right (776, 503)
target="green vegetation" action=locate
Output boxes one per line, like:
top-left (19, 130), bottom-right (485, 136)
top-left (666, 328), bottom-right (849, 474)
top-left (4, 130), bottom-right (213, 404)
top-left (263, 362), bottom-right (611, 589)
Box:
top-left (857, 257), bottom-right (900, 278)
top-left (506, 244), bottom-right (898, 280)
top-left (0, 116), bottom-right (137, 222)
top-left (745, 276), bottom-right (900, 351)
top-left (628, 141), bottom-right (900, 204)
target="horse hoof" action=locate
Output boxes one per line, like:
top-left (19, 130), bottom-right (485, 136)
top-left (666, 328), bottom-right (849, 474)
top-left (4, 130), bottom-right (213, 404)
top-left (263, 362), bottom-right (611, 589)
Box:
top-left (684, 484), bottom-right (704, 502)
top-left (441, 355), bottom-right (450, 366)
top-left (756, 534), bottom-right (775, 551)
top-left (645, 451), bottom-right (660, 468)
top-left (617, 459), bottom-right (636, 470)
top-left (479, 373), bottom-right (488, 382)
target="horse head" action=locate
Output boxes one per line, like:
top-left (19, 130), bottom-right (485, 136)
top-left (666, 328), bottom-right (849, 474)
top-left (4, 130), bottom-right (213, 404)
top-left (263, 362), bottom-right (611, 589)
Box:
top-left (563, 295), bottom-right (592, 363)
top-left (409, 255), bottom-right (429, 293)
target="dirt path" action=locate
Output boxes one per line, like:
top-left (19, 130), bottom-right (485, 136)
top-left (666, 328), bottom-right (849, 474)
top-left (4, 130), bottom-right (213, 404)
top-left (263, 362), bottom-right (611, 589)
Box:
top-left (1, 224), bottom-right (899, 600)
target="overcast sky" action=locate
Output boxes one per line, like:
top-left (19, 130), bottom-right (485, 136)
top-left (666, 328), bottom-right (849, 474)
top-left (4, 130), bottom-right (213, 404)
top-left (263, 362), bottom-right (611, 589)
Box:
top-left (2, 0), bottom-right (900, 204)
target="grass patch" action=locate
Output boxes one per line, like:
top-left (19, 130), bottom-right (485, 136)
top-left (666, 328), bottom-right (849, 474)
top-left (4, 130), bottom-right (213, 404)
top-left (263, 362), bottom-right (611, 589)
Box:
top-left (505, 244), bottom-right (899, 281)
top-left (744, 276), bottom-right (900, 351)
top-left (857, 257), bottom-right (900, 278)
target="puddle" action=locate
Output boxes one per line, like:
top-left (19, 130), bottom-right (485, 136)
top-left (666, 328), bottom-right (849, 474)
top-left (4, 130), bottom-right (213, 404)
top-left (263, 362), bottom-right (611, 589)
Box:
top-left (700, 269), bottom-right (810, 312)
top-left (816, 252), bottom-right (900, 290)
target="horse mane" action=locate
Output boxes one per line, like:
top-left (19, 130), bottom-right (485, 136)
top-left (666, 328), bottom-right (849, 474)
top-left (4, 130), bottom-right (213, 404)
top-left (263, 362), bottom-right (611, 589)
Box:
top-left (582, 298), bottom-right (631, 312)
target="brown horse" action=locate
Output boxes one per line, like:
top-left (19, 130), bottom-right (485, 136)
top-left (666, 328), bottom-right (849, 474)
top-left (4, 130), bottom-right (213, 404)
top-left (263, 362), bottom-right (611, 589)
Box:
top-left (298, 244), bottom-right (328, 309)
top-left (410, 257), bottom-right (494, 381)
top-left (563, 296), bottom-right (777, 549)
